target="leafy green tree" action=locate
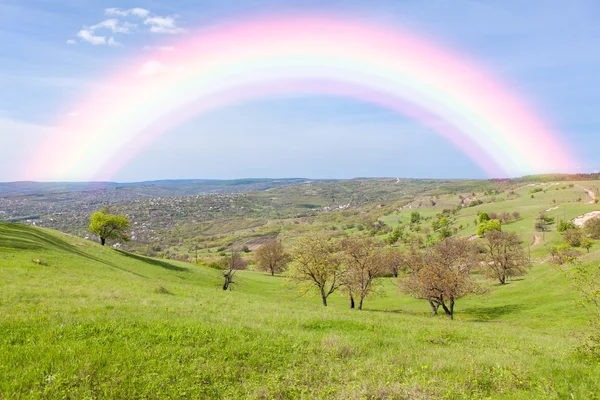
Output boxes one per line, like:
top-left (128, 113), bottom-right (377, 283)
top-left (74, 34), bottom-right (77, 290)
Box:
top-left (431, 217), bottom-right (449, 232)
top-left (288, 234), bottom-right (343, 306)
top-left (476, 219), bottom-right (501, 237)
top-left (581, 237), bottom-right (594, 253)
top-left (558, 220), bottom-right (577, 232)
top-left (385, 227), bottom-right (403, 245)
top-left (438, 226), bottom-right (453, 239)
top-left (535, 213), bottom-right (552, 241)
top-left (549, 243), bottom-right (581, 266)
top-left (478, 212), bottom-right (490, 223)
top-left (555, 254), bottom-right (600, 356)
top-left (410, 211), bottom-right (421, 224)
top-left (89, 208), bottom-right (130, 246)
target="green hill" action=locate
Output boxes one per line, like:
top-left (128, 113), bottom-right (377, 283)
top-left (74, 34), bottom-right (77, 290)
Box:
top-left (1, 222), bottom-right (599, 399)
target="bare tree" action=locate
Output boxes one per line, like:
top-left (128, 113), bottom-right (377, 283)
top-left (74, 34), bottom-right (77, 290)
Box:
top-left (288, 234), bottom-right (343, 306)
top-left (480, 231), bottom-right (530, 284)
top-left (499, 212), bottom-right (512, 224)
top-left (341, 235), bottom-right (387, 310)
top-left (221, 251), bottom-right (248, 290)
top-left (381, 246), bottom-right (406, 278)
top-left (399, 238), bottom-right (482, 319)
top-left (254, 240), bottom-right (289, 276)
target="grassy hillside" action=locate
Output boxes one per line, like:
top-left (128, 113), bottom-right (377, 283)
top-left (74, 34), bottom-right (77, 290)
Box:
top-left (1, 222), bottom-right (599, 399)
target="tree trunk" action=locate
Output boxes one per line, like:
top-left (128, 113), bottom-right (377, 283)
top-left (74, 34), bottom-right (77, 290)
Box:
top-left (499, 275), bottom-right (506, 285)
top-left (440, 298), bottom-right (454, 320)
top-left (429, 300), bottom-right (439, 316)
top-left (349, 295), bottom-right (355, 309)
top-left (100, 237), bottom-right (106, 246)
top-left (447, 298), bottom-right (455, 320)
top-left (358, 297), bottom-right (364, 310)
top-left (320, 287), bottom-right (328, 306)
top-left (223, 273), bottom-right (231, 290)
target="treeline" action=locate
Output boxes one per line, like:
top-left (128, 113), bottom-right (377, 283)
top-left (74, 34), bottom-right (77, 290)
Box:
top-left (514, 173), bottom-right (600, 182)
top-left (207, 229), bottom-right (531, 319)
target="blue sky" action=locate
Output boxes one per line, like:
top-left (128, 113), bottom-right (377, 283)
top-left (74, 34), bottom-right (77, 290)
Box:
top-left (1, 0), bottom-right (599, 182)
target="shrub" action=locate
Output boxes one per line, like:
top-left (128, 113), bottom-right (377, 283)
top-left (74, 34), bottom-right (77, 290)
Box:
top-left (478, 213), bottom-right (490, 223)
top-left (563, 228), bottom-right (583, 247)
top-left (585, 217), bottom-right (600, 239)
top-left (477, 220), bottom-right (501, 237)
top-left (558, 221), bottom-right (576, 232)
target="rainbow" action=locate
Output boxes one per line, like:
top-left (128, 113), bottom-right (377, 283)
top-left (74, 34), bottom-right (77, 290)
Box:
top-left (25, 15), bottom-right (575, 180)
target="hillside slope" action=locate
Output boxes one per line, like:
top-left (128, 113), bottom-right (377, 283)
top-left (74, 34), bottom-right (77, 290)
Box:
top-left (1, 223), bottom-right (599, 399)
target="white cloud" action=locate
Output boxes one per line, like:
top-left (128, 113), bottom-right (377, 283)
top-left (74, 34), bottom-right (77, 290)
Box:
top-left (108, 37), bottom-right (122, 47)
top-left (137, 60), bottom-right (166, 76)
top-left (105, 7), bottom-right (150, 18)
top-left (144, 45), bottom-right (177, 51)
top-left (144, 16), bottom-right (186, 34)
top-left (76, 18), bottom-right (135, 46)
top-left (91, 19), bottom-right (135, 34)
top-left (77, 29), bottom-right (106, 45)
top-left (73, 7), bottom-right (185, 48)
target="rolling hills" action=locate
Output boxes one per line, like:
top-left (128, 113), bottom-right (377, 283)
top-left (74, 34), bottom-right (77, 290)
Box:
top-left (1, 221), bottom-right (599, 399)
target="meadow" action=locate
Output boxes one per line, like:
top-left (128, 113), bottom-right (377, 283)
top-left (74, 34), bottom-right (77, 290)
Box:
top-left (1, 211), bottom-right (600, 399)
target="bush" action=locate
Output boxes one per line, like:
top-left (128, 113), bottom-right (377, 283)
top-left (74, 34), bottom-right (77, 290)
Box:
top-left (563, 228), bottom-right (583, 247)
top-left (205, 257), bottom-right (227, 270)
top-left (477, 220), bottom-right (501, 237)
top-left (585, 217), bottom-right (600, 239)
top-left (558, 221), bottom-right (576, 232)
top-left (468, 200), bottom-right (483, 207)
top-left (478, 212), bottom-right (490, 223)
top-left (549, 243), bottom-right (581, 265)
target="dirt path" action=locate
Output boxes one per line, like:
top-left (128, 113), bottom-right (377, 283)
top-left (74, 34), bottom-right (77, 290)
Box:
top-left (578, 185), bottom-right (597, 204)
top-left (531, 235), bottom-right (542, 247)
top-left (573, 211), bottom-right (600, 227)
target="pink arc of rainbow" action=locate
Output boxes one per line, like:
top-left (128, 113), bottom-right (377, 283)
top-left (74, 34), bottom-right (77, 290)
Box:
top-left (24, 15), bottom-right (576, 181)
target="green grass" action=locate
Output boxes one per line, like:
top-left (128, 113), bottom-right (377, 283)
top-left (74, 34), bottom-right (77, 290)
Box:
top-left (1, 222), bottom-right (600, 399)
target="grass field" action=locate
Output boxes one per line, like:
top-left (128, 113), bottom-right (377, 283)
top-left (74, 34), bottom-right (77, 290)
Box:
top-left (1, 220), bottom-right (600, 399)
